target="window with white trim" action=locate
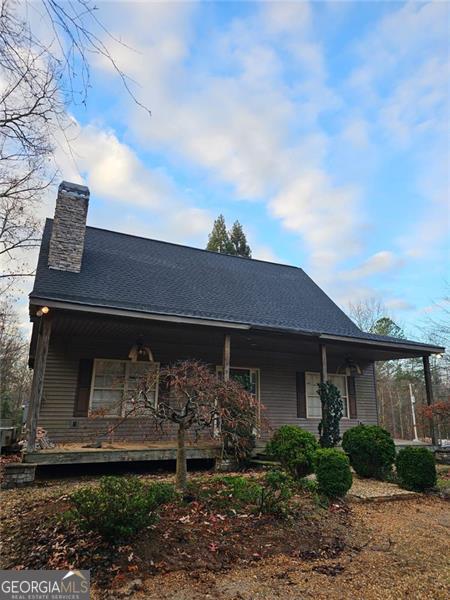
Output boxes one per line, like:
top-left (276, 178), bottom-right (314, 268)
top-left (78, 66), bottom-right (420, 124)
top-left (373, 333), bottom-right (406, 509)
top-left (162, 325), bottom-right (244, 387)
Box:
top-left (90, 359), bottom-right (159, 416)
top-left (305, 372), bottom-right (349, 419)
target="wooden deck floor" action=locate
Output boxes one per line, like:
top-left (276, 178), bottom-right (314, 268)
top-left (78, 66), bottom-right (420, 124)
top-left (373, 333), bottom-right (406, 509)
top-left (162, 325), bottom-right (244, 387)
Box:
top-left (24, 441), bottom-right (221, 465)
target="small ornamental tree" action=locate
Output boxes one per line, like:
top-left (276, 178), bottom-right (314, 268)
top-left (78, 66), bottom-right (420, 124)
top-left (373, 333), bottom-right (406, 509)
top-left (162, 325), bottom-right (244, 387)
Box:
top-left (132, 360), bottom-right (257, 490)
top-left (217, 378), bottom-right (260, 463)
top-left (420, 400), bottom-right (450, 437)
top-left (318, 382), bottom-right (343, 448)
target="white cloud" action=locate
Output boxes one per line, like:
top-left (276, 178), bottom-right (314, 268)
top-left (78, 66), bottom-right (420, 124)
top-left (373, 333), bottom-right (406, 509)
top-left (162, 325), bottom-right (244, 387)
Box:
top-left (251, 244), bottom-right (282, 264)
top-left (52, 123), bottom-right (214, 246)
top-left (344, 251), bottom-right (403, 280)
top-left (269, 170), bottom-right (361, 270)
top-left (385, 298), bottom-right (415, 311)
top-left (90, 0), bottom-right (365, 283)
top-left (341, 118), bottom-right (370, 149)
top-left (53, 0), bottom-right (446, 315)
top-left (261, 0), bottom-right (312, 36)
top-left (379, 57), bottom-right (448, 146)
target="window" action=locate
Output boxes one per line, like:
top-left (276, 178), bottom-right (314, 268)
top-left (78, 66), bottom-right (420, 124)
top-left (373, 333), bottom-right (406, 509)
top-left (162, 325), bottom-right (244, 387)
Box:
top-left (216, 366), bottom-right (261, 435)
top-left (305, 372), bottom-right (349, 419)
top-left (90, 359), bottom-right (159, 417)
top-left (216, 366), bottom-right (260, 399)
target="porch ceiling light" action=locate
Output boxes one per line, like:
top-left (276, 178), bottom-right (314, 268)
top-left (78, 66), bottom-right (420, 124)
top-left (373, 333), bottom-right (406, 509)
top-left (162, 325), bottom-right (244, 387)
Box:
top-left (128, 336), bottom-right (154, 362)
top-left (36, 306), bottom-right (50, 317)
top-left (337, 356), bottom-right (362, 376)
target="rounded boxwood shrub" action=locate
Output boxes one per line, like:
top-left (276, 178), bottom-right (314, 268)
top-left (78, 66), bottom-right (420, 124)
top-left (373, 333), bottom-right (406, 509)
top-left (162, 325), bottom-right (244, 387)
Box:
top-left (396, 447), bottom-right (437, 491)
top-left (342, 424), bottom-right (395, 479)
top-left (314, 448), bottom-right (353, 498)
top-left (266, 425), bottom-right (318, 478)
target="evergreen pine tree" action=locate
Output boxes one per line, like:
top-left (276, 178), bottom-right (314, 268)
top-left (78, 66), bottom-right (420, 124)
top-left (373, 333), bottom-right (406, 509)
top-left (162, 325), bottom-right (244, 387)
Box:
top-left (229, 220), bottom-right (252, 258)
top-left (206, 215), bottom-right (233, 253)
top-left (370, 317), bottom-right (405, 339)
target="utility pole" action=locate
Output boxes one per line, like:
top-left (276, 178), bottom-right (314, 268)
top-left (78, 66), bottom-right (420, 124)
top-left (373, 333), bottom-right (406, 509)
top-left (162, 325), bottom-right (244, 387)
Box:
top-left (409, 383), bottom-right (420, 442)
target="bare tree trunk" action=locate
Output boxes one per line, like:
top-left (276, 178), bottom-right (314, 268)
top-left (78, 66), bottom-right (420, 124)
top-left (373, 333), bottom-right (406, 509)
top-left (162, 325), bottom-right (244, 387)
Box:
top-left (176, 423), bottom-right (187, 491)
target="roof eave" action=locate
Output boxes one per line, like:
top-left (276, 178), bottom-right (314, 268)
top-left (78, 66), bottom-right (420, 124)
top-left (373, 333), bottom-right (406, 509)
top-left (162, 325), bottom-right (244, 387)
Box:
top-left (319, 333), bottom-right (445, 355)
top-left (29, 296), bottom-right (444, 355)
top-left (29, 296), bottom-right (252, 331)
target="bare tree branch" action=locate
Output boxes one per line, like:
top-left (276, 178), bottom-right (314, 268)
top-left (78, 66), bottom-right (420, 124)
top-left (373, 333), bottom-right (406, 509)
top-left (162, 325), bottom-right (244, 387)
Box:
top-left (0, 0), bottom-right (149, 288)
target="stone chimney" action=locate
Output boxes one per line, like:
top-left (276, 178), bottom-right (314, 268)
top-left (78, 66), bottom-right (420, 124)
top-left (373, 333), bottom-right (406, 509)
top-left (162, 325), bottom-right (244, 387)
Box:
top-left (48, 181), bottom-right (90, 272)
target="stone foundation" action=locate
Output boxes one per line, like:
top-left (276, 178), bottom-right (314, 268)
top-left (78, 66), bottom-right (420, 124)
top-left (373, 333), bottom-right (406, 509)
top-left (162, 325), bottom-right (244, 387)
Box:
top-left (2, 463), bottom-right (36, 488)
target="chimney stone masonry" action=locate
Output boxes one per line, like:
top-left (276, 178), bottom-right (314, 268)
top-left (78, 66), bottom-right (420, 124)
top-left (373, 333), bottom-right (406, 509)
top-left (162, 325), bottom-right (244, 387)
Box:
top-left (48, 181), bottom-right (90, 272)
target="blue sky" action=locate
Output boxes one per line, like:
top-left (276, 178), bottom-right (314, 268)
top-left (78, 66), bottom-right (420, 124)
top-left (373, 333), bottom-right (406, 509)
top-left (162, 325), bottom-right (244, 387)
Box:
top-left (33, 1), bottom-right (449, 336)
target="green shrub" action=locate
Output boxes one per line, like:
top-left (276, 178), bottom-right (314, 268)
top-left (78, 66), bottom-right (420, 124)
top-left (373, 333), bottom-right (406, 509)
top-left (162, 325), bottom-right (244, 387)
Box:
top-left (266, 425), bottom-right (318, 478)
top-left (69, 476), bottom-right (176, 541)
top-left (396, 447), bottom-right (437, 491)
top-left (314, 448), bottom-right (352, 498)
top-left (199, 472), bottom-right (295, 516)
top-left (220, 475), bottom-right (262, 505)
top-left (342, 425), bottom-right (395, 479)
top-left (258, 469), bottom-right (294, 515)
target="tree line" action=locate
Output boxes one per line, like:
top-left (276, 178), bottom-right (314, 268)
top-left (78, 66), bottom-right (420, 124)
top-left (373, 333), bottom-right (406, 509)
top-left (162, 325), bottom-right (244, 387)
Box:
top-left (348, 296), bottom-right (449, 442)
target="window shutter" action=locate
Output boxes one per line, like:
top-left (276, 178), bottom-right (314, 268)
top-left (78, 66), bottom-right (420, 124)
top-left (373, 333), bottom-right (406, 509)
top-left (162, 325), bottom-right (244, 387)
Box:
top-left (348, 375), bottom-right (357, 419)
top-left (74, 359), bottom-right (93, 417)
top-left (296, 372), bottom-right (306, 418)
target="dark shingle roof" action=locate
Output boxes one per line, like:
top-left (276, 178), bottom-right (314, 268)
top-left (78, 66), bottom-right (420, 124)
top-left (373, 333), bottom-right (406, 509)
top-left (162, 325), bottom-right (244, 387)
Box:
top-left (30, 220), bottom-right (442, 352)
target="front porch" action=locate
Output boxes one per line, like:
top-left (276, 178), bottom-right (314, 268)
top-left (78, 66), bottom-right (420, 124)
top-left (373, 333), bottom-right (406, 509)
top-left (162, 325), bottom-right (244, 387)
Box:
top-left (23, 441), bottom-right (221, 466)
top-left (25, 305), bottom-right (442, 461)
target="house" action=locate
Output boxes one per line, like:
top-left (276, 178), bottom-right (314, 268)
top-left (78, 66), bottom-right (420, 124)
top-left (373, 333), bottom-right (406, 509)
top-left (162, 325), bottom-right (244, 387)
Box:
top-left (26, 181), bottom-right (444, 464)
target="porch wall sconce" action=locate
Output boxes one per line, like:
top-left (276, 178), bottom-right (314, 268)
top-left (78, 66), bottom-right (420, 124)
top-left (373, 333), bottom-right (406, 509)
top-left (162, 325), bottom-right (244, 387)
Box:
top-left (128, 336), bottom-right (154, 362)
top-left (337, 357), bottom-right (362, 376)
top-left (36, 306), bottom-right (50, 317)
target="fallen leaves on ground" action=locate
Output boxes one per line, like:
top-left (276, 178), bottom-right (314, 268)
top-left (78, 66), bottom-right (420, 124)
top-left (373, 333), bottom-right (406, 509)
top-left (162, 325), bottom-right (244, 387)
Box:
top-left (1, 472), bottom-right (448, 600)
top-left (0, 472), bottom-right (362, 591)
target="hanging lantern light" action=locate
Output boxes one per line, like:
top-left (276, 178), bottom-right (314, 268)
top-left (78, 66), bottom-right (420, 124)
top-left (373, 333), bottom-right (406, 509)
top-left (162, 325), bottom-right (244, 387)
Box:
top-left (128, 335), bottom-right (154, 362)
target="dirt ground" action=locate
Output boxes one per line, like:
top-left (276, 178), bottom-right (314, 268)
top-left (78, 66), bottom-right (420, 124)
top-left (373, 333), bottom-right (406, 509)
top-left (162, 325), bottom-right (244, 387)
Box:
top-left (1, 473), bottom-right (449, 600)
top-left (102, 496), bottom-right (449, 600)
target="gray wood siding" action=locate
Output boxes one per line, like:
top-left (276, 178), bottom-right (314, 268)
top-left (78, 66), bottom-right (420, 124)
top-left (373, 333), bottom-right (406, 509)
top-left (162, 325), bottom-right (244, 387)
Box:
top-left (38, 326), bottom-right (378, 443)
top-left (259, 363), bottom-right (377, 439)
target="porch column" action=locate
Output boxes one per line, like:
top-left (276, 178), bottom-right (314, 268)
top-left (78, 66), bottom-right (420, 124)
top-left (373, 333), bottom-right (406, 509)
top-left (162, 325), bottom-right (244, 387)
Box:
top-left (319, 343), bottom-right (328, 383)
top-left (27, 316), bottom-right (52, 452)
top-left (422, 355), bottom-right (436, 445)
top-left (223, 333), bottom-right (231, 382)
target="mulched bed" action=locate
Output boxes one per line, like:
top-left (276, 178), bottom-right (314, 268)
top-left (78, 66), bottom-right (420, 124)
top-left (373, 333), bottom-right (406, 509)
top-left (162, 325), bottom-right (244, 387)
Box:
top-left (0, 473), bottom-right (367, 592)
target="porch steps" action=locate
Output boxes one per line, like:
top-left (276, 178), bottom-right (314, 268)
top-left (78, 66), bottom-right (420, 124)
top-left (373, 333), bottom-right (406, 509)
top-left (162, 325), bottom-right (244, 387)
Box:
top-left (248, 451), bottom-right (280, 468)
